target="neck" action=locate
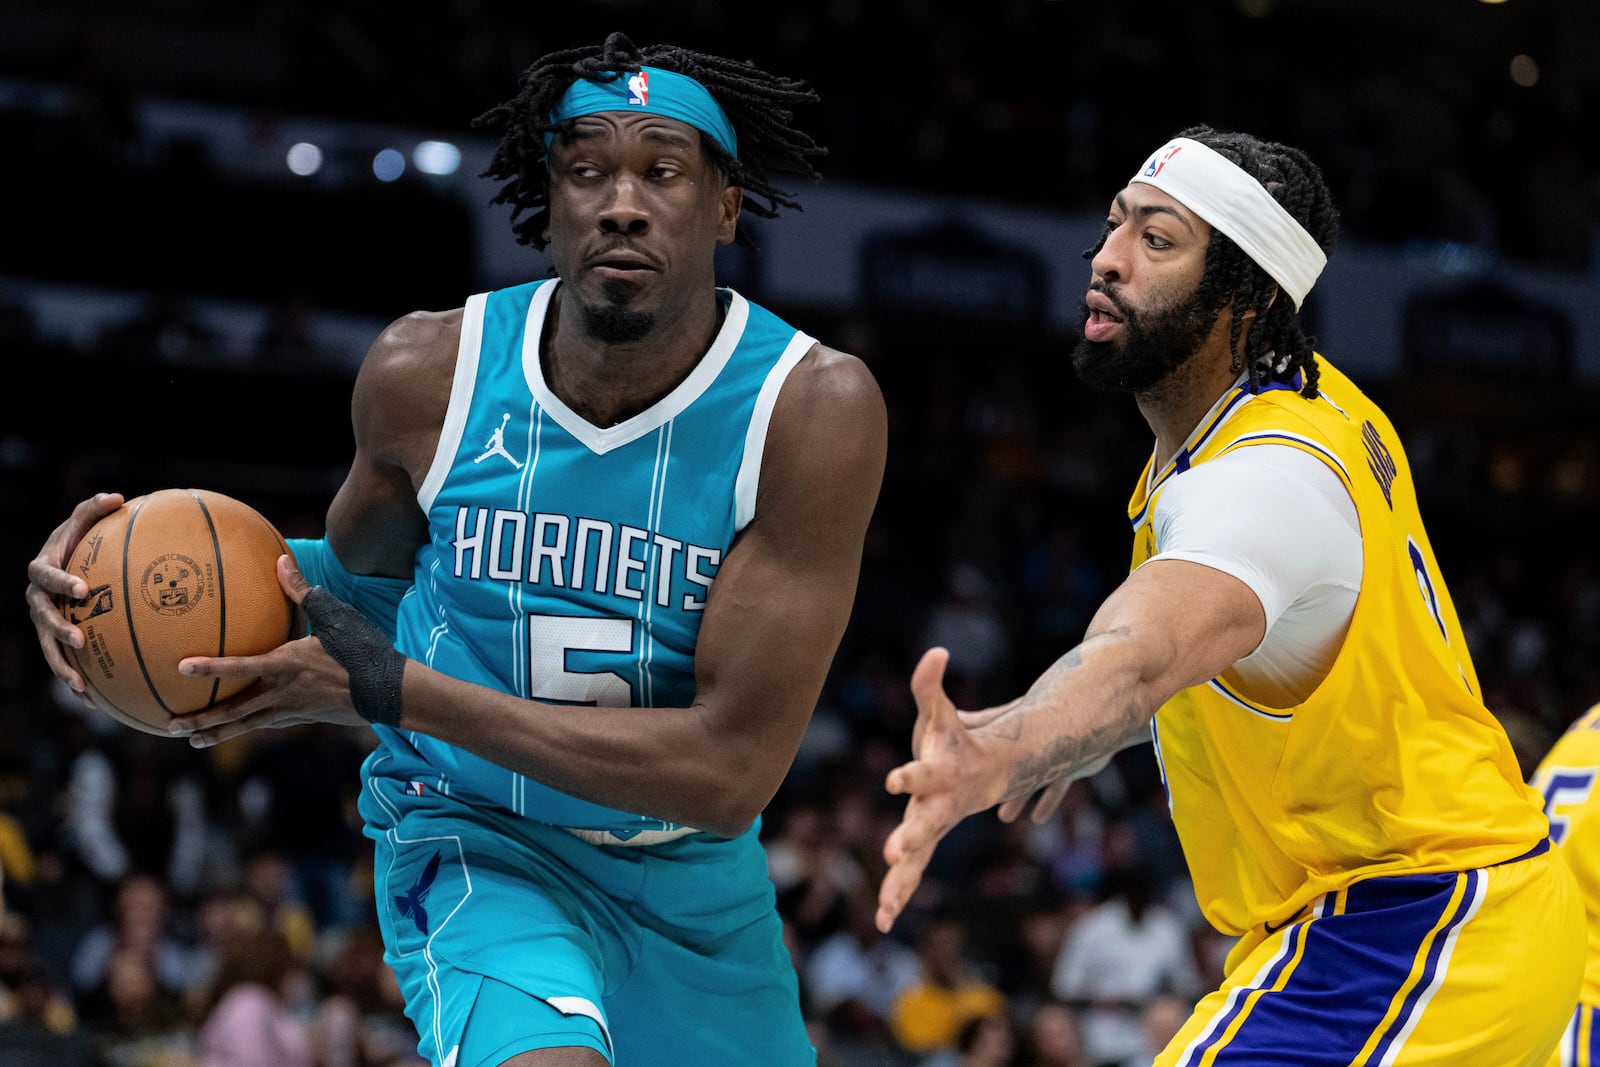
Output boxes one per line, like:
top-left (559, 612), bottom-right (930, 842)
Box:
top-left (1136, 340), bottom-right (1241, 472)
top-left (544, 285), bottom-right (724, 427)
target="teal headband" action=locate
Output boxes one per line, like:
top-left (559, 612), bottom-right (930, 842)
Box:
top-left (546, 66), bottom-right (738, 158)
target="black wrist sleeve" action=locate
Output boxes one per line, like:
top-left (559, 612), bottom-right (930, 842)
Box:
top-left (302, 586), bottom-right (405, 728)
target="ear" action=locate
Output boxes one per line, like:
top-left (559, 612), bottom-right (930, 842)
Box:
top-left (716, 185), bottom-right (743, 246)
top-left (1238, 288), bottom-right (1275, 325)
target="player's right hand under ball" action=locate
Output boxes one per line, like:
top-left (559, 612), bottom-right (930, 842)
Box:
top-left (169, 553), bottom-right (375, 747)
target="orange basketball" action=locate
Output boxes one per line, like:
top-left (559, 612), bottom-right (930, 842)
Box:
top-left (57, 488), bottom-right (300, 736)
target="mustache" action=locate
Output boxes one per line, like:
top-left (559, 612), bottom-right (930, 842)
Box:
top-left (1087, 281), bottom-right (1131, 318)
top-left (585, 239), bottom-right (660, 269)
top-left (1079, 283), bottom-right (1131, 332)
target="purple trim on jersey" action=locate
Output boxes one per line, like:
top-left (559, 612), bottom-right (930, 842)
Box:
top-left (1219, 432), bottom-right (1348, 479)
top-left (1130, 385), bottom-right (1310, 531)
top-left (1136, 386), bottom-right (1254, 525)
top-left (1205, 678), bottom-right (1294, 721)
top-left (1243, 368), bottom-right (1304, 395)
top-left (1494, 836), bottom-right (1549, 864)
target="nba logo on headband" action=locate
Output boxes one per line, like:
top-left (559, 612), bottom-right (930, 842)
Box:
top-left (627, 71), bottom-right (649, 106)
top-left (1143, 144), bottom-right (1182, 179)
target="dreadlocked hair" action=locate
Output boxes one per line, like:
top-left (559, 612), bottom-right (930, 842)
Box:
top-left (473, 31), bottom-right (826, 251)
top-left (1179, 124), bottom-right (1339, 399)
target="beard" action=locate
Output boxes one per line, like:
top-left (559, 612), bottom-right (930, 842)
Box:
top-left (582, 304), bottom-right (654, 344)
top-left (1071, 285), bottom-right (1217, 394)
top-left (578, 279), bottom-right (655, 344)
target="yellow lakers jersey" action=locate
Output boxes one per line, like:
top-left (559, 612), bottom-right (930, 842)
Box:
top-left (1128, 357), bottom-right (1548, 936)
top-left (1532, 703), bottom-right (1600, 1008)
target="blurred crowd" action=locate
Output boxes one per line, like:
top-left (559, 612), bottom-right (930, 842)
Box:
top-left (3, 2), bottom-right (1600, 1065)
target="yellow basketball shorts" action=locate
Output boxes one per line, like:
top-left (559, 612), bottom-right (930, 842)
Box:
top-left (1158, 842), bottom-right (1582, 1065)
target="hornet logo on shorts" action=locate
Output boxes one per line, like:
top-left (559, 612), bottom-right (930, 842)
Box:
top-left (627, 70), bottom-right (649, 106)
top-left (395, 850), bottom-right (442, 935)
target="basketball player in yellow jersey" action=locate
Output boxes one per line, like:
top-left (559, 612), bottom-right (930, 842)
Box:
top-left (1533, 703), bottom-right (1600, 1066)
top-left (875, 125), bottom-right (1583, 1064)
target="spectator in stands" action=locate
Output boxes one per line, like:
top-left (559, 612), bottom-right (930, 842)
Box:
top-left (922, 1011), bottom-right (1020, 1067)
top-left (69, 874), bottom-right (193, 1015)
top-left (1019, 999), bottom-right (1089, 1067)
top-left (891, 912), bottom-right (1007, 1056)
top-left (804, 884), bottom-right (922, 1050)
top-left (193, 925), bottom-right (314, 1067)
top-left (1050, 865), bottom-right (1201, 1067)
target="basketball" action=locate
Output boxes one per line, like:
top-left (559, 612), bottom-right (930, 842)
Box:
top-left (57, 488), bottom-right (300, 736)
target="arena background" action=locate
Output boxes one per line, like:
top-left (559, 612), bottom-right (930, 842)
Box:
top-left (1, 2), bottom-right (1597, 1065)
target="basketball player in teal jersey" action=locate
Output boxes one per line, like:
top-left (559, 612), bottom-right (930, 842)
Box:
top-left (27, 33), bottom-right (887, 1067)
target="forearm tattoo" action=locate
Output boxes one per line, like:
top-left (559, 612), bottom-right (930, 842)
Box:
top-left (995, 630), bottom-right (1149, 798)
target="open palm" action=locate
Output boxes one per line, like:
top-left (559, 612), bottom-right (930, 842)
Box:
top-left (876, 647), bottom-right (1006, 932)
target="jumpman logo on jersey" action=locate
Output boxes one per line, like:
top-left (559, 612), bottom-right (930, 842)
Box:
top-left (474, 413), bottom-right (524, 470)
top-left (394, 850), bottom-right (442, 935)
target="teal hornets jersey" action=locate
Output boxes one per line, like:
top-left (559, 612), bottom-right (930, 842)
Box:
top-left (381, 279), bottom-right (816, 835)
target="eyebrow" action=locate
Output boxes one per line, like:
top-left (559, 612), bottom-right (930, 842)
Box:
top-left (1114, 191), bottom-right (1199, 233)
top-left (559, 120), bottom-right (700, 152)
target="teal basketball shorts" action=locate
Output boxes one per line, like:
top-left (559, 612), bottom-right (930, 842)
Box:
top-left (358, 768), bottom-right (815, 1067)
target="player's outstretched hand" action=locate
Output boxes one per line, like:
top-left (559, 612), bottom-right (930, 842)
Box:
top-left (995, 770), bottom-right (1088, 825)
top-left (25, 492), bottom-right (125, 693)
top-left (170, 553), bottom-right (368, 746)
top-left (876, 647), bottom-right (1008, 933)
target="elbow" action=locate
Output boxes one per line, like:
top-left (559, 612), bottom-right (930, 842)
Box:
top-left (688, 755), bottom-right (782, 839)
top-left (694, 781), bottom-right (770, 839)
top-left (680, 708), bottom-right (795, 836)
top-left (701, 813), bottom-right (759, 840)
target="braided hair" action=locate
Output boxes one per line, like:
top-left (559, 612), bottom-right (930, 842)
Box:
top-left (1180, 125), bottom-right (1340, 398)
top-left (473, 32), bottom-right (826, 252)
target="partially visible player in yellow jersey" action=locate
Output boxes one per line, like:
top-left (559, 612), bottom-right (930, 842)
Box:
top-left (1534, 703), bottom-right (1600, 1066)
top-left (874, 124), bottom-right (1582, 1065)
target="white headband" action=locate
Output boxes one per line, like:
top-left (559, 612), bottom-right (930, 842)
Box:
top-left (1130, 137), bottom-right (1327, 310)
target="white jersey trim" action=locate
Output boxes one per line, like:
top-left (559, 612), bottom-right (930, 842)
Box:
top-left (522, 282), bottom-right (753, 456)
top-left (419, 292), bottom-right (488, 514)
top-left (734, 332), bottom-right (817, 532)
top-left (545, 996), bottom-right (612, 1055)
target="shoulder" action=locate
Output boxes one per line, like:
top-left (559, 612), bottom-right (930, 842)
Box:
top-left (783, 342), bottom-right (887, 429)
top-left (754, 341), bottom-right (887, 526)
top-left (771, 343), bottom-right (887, 473)
top-left (350, 307), bottom-right (466, 449)
top-left (360, 307), bottom-right (466, 385)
